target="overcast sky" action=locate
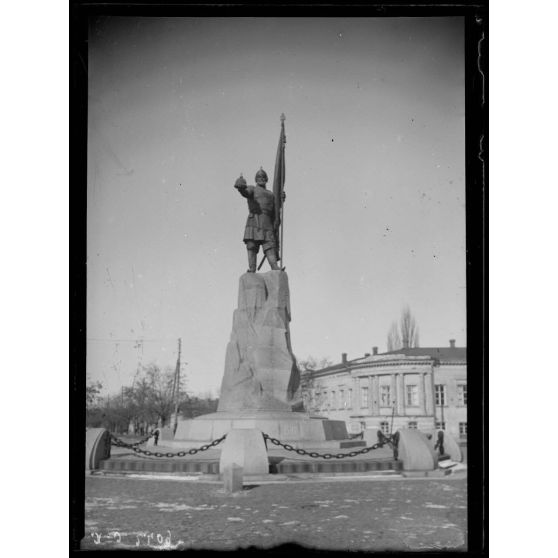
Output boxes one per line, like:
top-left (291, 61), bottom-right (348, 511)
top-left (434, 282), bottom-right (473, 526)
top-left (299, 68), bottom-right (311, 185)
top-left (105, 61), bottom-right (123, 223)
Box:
top-left (87, 16), bottom-right (465, 397)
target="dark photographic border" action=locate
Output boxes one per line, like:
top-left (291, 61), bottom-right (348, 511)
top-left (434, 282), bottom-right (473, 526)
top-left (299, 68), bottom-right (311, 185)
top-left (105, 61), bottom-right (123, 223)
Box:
top-left (70, 2), bottom-right (487, 554)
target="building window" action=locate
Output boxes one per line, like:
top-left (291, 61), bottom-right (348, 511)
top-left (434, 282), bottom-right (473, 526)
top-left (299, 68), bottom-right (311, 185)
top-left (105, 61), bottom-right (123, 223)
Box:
top-left (339, 389), bottom-right (345, 409)
top-left (331, 391), bottom-right (337, 409)
top-left (380, 421), bottom-right (390, 434)
top-left (435, 421), bottom-right (446, 431)
top-left (457, 384), bottom-right (467, 406)
top-left (435, 384), bottom-right (447, 406)
top-left (380, 385), bottom-right (391, 407)
top-left (347, 389), bottom-right (353, 409)
top-left (406, 385), bottom-right (418, 406)
top-left (408, 421), bottom-right (418, 430)
top-left (311, 391), bottom-right (317, 409)
top-left (459, 422), bottom-right (467, 437)
top-left (360, 386), bottom-right (369, 408)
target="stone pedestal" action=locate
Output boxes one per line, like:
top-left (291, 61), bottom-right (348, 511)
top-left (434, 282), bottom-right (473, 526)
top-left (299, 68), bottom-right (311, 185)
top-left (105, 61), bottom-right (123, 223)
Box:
top-left (218, 271), bottom-right (300, 412)
top-left (174, 271), bottom-right (350, 450)
top-left (174, 410), bottom-right (348, 445)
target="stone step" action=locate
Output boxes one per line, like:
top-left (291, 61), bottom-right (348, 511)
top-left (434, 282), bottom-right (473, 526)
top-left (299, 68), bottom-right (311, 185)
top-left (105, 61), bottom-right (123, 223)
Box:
top-left (100, 459), bottom-right (219, 474)
top-left (99, 456), bottom-right (401, 476)
top-left (160, 439), bottom-right (371, 451)
top-left (275, 458), bottom-right (402, 475)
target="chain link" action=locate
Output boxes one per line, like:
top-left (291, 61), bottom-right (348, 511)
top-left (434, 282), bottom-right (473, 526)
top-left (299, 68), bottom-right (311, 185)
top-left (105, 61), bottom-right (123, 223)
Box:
top-left (109, 431), bottom-right (156, 449)
top-left (109, 433), bottom-right (227, 458)
top-left (262, 432), bottom-right (399, 460)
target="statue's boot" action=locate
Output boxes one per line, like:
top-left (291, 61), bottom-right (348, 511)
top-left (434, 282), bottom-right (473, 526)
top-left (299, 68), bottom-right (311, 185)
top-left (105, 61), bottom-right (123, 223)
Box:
top-left (265, 248), bottom-right (281, 270)
top-left (247, 249), bottom-right (257, 273)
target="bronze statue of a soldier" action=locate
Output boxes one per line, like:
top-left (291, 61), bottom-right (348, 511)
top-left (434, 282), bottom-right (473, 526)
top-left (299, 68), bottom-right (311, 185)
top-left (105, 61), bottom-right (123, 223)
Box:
top-left (234, 167), bottom-right (285, 272)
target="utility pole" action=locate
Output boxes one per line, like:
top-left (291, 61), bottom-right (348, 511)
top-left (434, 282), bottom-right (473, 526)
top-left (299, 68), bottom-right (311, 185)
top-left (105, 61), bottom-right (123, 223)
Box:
top-left (173, 338), bottom-right (182, 433)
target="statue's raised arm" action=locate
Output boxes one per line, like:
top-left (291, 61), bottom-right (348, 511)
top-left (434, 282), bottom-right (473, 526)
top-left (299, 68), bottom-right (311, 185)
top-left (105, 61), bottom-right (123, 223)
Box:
top-left (234, 174), bottom-right (251, 198)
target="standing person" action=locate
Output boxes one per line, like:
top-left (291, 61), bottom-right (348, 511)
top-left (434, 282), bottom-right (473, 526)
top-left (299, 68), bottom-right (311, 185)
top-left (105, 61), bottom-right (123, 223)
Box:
top-left (234, 168), bottom-right (285, 272)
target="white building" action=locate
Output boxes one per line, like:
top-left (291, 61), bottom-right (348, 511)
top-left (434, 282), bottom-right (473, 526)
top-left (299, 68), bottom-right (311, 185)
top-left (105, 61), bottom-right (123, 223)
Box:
top-left (302, 340), bottom-right (467, 441)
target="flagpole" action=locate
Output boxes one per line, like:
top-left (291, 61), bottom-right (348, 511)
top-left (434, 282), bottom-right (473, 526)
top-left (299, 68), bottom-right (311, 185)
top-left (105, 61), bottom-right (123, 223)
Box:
top-left (279, 113), bottom-right (285, 266)
top-left (280, 207), bottom-right (284, 265)
top-left (257, 113), bottom-right (286, 271)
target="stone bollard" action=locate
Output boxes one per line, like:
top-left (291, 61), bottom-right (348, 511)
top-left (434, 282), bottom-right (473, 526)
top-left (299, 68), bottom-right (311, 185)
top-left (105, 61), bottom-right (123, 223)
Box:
top-left (85, 428), bottom-right (111, 471)
top-left (223, 464), bottom-right (244, 493)
top-left (397, 429), bottom-right (438, 471)
top-left (219, 428), bottom-right (269, 476)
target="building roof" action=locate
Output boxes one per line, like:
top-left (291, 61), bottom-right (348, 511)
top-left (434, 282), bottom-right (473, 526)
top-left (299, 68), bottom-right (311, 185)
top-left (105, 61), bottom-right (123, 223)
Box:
top-left (381, 346), bottom-right (466, 362)
top-left (304, 345), bottom-right (466, 375)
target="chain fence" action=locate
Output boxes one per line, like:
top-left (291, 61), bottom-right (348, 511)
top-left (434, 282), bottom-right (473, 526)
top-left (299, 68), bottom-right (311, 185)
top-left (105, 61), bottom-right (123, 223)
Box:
top-left (109, 433), bottom-right (227, 458)
top-left (131, 431), bottom-right (157, 446)
top-left (107, 429), bottom-right (399, 461)
top-left (263, 430), bottom-right (399, 460)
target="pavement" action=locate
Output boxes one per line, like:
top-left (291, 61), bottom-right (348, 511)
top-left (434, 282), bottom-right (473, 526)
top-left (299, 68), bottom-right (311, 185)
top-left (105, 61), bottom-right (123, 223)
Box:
top-left (81, 474), bottom-right (467, 551)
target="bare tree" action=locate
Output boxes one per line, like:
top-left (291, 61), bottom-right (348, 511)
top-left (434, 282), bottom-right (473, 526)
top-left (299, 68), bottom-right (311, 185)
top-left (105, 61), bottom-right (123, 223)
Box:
top-left (297, 356), bottom-right (333, 414)
top-left (86, 379), bottom-right (103, 410)
top-left (387, 321), bottom-right (402, 352)
top-left (400, 306), bottom-right (419, 348)
top-left (387, 306), bottom-right (420, 351)
top-left (298, 356), bottom-right (333, 372)
top-left (143, 363), bottom-right (182, 427)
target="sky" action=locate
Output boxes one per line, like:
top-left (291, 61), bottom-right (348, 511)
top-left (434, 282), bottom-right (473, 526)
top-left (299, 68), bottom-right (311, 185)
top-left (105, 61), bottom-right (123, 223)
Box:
top-left (87, 16), bottom-right (465, 397)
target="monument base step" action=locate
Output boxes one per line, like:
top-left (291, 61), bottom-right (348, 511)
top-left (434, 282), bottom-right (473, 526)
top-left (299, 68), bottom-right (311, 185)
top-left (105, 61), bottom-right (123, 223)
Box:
top-left (99, 458), bottom-right (220, 474)
top-left (98, 456), bottom-right (401, 475)
top-left (174, 412), bottom-right (350, 443)
top-left (161, 438), bottom-right (367, 450)
top-left (274, 458), bottom-right (402, 474)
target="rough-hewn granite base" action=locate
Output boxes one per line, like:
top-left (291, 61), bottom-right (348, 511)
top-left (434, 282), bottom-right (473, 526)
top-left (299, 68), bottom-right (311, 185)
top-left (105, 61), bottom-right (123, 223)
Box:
top-left (217, 271), bottom-right (301, 413)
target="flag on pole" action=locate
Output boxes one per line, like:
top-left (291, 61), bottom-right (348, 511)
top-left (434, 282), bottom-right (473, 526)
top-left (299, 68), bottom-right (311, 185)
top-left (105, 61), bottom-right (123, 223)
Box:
top-left (272, 113), bottom-right (286, 260)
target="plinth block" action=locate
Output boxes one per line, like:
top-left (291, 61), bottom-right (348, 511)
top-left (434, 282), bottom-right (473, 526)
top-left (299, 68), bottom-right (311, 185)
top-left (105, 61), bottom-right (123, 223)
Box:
top-left (223, 464), bottom-right (243, 493)
top-left (219, 429), bottom-right (268, 476)
top-left (174, 412), bottom-right (349, 443)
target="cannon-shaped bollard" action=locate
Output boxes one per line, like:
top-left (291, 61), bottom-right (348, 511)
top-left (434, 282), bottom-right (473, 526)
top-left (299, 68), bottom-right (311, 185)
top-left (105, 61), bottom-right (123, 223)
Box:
top-left (397, 429), bottom-right (438, 471)
top-left (85, 428), bottom-right (111, 471)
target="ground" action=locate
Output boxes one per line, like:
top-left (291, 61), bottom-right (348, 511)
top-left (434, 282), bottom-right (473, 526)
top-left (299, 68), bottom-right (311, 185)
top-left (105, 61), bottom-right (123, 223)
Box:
top-left (81, 475), bottom-right (467, 551)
